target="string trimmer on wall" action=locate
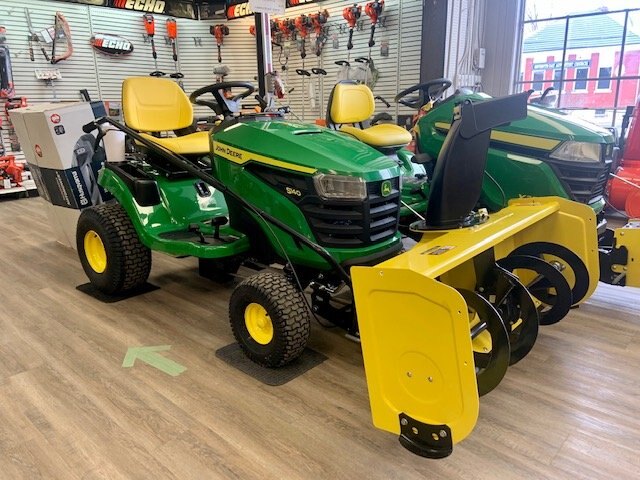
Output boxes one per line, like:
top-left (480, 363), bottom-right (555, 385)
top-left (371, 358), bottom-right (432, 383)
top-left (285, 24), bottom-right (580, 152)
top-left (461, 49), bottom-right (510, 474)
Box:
top-left (165, 17), bottom-right (184, 88)
top-left (360, 0), bottom-right (383, 87)
top-left (309, 10), bottom-right (329, 117)
top-left (211, 24), bottom-right (229, 64)
top-left (336, 4), bottom-right (361, 81)
top-left (294, 15), bottom-right (313, 117)
top-left (143, 14), bottom-right (164, 77)
top-left (364, 0), bottom-right (384, 50)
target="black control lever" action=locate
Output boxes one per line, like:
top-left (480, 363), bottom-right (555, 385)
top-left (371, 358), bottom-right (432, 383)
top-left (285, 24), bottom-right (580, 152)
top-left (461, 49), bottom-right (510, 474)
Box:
top-left (375, 95), bottom-right (390, 108)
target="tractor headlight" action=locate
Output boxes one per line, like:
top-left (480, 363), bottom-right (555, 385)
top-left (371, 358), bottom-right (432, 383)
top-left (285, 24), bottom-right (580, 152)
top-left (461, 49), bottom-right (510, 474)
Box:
top-left (549, 141), bottom-right (602, 163)
top-left (313, 174), bottom-right (366, 200)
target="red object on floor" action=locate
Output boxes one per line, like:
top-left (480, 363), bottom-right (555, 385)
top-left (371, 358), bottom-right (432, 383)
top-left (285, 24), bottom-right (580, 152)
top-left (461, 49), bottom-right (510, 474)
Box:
top-left (0, 155), bottom-right (23, 186)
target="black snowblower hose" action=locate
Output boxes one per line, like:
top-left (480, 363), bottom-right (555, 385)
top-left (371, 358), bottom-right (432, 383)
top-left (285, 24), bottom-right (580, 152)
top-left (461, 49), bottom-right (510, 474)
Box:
top-left (83, 117), bottom-right (352, 286)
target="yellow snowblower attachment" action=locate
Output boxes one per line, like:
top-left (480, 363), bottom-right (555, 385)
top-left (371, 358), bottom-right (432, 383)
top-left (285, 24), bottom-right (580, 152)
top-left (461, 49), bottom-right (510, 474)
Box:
top-left (352, 196), bottom-right (599, 457)
top-left (350, 92), bottom-right (600, 458)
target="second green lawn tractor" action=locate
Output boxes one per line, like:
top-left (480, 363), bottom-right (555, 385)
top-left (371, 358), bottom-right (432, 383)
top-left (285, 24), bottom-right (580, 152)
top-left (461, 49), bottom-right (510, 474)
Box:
top-left (78, 77), bottom-right (605, 458)
top-left (396, 79), bottom-right (616, 231)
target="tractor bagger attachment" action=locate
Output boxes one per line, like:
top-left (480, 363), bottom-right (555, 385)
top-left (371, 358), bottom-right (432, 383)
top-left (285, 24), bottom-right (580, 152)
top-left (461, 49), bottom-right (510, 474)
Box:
top-left (351, 92), bottom-right (600, 458)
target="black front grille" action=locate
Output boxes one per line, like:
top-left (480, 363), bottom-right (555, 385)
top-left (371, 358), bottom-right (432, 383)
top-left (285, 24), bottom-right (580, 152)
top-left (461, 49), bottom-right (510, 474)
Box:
top-left (546, 155), bottom-right (611, 204)
top-left (300, 178), bottom-right (401, 248)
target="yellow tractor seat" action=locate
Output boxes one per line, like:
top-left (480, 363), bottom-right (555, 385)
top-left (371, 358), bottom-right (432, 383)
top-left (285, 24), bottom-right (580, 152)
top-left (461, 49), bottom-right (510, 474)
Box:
top-left (139, 131), bottom-right (210, 155)
top-left (326, 81), bottom-right (412, 149)
top-left (122, 77), bottom-right (207, 155)
top-left (340, 124), bottom-right (412, 148)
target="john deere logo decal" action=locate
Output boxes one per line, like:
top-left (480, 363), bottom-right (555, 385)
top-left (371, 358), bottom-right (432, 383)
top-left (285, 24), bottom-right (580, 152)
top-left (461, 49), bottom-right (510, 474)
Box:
top-left (381, 180), bottom-right (392, 197)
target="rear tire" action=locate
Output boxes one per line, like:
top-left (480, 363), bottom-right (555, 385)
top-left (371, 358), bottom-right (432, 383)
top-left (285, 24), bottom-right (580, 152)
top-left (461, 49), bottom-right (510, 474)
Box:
top-left (76, 202), bottom-right (151, 295)
top-left (229, 272), bottom-right (311, 367)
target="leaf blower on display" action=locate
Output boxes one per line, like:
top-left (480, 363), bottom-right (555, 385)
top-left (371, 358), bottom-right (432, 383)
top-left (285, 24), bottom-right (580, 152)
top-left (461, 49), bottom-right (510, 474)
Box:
top-left (310, 10), bottom-right (330, 57)
top-left (211, 24), bottom-right (229, 64)
top-left (0, 155), bottom-right (24, 187)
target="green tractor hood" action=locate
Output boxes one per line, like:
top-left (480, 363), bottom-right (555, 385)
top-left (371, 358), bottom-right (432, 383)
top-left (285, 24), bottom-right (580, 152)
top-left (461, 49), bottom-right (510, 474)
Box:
top-left (426, 93), bottom-right (614, 153)
top-left (211, 120), bottom-right (399, 181)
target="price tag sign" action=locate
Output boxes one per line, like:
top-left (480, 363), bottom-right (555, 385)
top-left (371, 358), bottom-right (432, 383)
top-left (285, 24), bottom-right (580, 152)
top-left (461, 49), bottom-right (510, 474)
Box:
top-left (249, 0), bottom-right (285, 15)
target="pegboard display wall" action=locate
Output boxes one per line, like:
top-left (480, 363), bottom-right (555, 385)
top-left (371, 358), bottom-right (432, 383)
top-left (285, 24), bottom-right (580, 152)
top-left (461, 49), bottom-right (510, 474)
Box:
top-left (0, 0), bottom-right (423, 158)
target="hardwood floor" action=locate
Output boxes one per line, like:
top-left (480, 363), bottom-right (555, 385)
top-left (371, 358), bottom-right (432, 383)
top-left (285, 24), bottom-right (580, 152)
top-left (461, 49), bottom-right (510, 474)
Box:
top-left (0, 196), bottom-right (638, 479)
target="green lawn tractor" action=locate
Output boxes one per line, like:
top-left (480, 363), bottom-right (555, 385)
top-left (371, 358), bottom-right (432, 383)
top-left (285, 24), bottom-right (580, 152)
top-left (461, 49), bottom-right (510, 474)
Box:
top-left (78, 77), bottom-right (603, 458)
top-left (396, 79), bottom-right (616, 233)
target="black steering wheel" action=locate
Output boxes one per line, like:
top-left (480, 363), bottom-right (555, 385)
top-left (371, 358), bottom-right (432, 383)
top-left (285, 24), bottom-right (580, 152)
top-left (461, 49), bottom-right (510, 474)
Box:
top-left (394, 78), bottom-right (453, 109)
top-left (189, 81), bottom-right (256, 117)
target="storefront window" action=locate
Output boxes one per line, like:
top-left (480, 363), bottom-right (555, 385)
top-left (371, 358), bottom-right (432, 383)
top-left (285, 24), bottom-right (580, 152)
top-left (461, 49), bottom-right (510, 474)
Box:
top-left (515, 2), bottom-right (640, 131)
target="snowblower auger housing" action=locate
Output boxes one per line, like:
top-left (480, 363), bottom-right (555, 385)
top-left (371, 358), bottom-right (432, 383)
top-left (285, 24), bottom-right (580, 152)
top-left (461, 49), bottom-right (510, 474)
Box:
top-left (351, 92), bottom-right (600, 458)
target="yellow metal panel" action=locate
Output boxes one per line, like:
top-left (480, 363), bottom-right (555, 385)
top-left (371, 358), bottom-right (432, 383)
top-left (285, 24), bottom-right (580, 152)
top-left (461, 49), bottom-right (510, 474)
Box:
top-left (351, 267), bottom-right (479, 444)
top-left (433, 122), bottom-right (562, 151)
top-left (330, 83), bottom-right (375, 124)
top-left (613, 221), bottom-right (640, 288)
top-left (340, 124), bottom-right (412, 148)
top-left (387, 200), bottom-right (561, 278)
top-left (212, 141), bottom-right (317, 174)
top-left (122, 77), bottom-right (194, 132)
top-left (379, 197), bottom-right (598, 305)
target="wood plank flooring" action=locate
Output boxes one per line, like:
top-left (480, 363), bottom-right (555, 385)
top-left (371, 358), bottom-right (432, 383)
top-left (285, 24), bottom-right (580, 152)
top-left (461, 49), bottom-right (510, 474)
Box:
top-left (0, 196), bottom-right (638, 479)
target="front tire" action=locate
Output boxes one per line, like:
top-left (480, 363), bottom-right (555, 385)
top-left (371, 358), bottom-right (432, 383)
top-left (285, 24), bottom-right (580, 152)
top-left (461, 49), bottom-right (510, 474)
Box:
top-left (76, 202), bottom-right (151, 295)
top-left (229, 272), bottom-right (311, 367)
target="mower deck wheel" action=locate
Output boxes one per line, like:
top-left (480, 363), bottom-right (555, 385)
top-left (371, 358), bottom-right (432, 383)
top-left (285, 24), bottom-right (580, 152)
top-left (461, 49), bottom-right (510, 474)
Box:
top-left (229, 272), bottom-right (311, 368)
top-left (76, 202), bottom-right (151, 295)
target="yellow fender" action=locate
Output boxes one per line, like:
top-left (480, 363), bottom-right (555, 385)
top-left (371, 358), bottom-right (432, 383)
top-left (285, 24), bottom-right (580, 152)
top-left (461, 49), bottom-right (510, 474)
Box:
top-left (351, 196), bottom-right (599, 457)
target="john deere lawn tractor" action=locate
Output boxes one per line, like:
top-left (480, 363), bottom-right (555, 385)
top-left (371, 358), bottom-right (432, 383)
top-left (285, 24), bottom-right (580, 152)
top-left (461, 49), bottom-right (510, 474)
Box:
top-left (397, 79), bottom-right (615, 231)
top-left (78, 77), bottom-right (605, 458)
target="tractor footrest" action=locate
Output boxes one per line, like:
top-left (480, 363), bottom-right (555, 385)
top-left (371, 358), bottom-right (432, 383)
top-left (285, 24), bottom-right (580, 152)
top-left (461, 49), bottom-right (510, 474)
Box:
top-left (158, 230), bottom-right (236, 245)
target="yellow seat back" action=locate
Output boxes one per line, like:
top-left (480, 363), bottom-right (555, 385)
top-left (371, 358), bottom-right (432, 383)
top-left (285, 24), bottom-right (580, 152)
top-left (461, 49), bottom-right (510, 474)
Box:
top-left (329, 82), bottom-right (376, 125)
top-left (122, 77), bottom-right (193, 132)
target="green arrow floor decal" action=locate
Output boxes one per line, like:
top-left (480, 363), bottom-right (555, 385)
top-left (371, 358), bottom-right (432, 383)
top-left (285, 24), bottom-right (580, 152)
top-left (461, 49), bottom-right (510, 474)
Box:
top-left (122, 345), bottom-right (187, 377)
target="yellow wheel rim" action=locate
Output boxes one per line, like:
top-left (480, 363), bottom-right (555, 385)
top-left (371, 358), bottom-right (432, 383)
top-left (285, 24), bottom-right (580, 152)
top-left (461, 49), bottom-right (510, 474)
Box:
top-left (84, 230), bottom-right (107, 274)
top-left (244, 302), bottom-right (274, 345)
